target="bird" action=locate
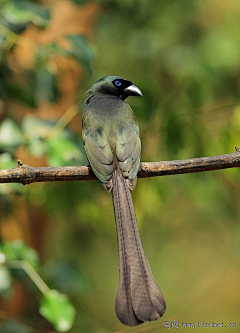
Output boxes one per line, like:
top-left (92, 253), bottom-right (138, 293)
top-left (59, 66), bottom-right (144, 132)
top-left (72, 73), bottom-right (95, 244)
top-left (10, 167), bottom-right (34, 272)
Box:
top-left (82, 76), bottom-right (166, 326)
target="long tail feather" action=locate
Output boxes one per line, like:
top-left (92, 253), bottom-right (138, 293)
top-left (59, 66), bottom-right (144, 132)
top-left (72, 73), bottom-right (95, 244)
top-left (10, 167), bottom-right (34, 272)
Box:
top-left (112, 170), bottom-right (166, 326)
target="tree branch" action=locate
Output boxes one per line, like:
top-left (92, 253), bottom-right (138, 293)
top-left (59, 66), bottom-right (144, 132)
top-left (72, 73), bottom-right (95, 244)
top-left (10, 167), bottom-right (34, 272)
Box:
top-left (0, 150), bottom-right (240, 185)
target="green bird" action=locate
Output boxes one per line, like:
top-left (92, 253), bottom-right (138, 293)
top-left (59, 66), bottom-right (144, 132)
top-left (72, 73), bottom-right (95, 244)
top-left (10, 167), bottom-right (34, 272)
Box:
top-left (82, 76), bottom-right (166, 326)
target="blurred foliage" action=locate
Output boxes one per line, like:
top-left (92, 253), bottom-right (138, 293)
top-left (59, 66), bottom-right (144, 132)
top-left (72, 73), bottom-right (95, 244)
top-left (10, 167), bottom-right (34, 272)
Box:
top-left (1, 0), bottom-right (240, 332)
top-left (2, 1), bottom-right (50, 28)
top-left (39, 289), bottom-right (76, 332)
top-left (0, 0), bottom-right (94, 107)
top-left (0, 240), bottom-right (76, 332)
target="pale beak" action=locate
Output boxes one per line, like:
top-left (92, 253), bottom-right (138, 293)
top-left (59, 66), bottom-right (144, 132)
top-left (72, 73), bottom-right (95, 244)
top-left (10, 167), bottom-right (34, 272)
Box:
top-left (124, 84), bottom-right (143, 97)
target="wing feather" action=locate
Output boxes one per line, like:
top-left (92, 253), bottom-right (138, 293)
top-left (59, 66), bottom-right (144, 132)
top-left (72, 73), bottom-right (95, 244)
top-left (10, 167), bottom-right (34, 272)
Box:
top-left (84, 128), bottom-right (114, 183)
top-left (116, 126), bottom-right (141, 180)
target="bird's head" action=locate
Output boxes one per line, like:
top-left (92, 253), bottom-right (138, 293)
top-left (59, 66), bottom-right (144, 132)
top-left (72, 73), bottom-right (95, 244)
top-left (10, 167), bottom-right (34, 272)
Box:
top-left (86, 76), bottom-right (143, 103)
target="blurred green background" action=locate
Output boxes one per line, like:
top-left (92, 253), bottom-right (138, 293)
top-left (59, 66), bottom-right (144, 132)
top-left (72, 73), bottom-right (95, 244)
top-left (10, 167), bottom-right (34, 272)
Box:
top-left (1, 0), bottom-right (240, 332)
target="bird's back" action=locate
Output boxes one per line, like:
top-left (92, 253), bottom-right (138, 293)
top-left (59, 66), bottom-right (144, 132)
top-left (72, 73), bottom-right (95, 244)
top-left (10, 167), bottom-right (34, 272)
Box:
top-left (82, 94), bottom-right (141, 184)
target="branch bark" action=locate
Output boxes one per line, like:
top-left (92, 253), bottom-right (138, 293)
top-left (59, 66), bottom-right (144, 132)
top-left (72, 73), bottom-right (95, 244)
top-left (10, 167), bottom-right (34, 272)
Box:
top-left (0, 150), bottom-right (240, 185)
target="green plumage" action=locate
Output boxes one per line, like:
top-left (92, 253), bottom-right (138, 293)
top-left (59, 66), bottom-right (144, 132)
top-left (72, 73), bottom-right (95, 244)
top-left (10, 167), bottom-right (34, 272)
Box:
top-left (82, 77), bottom-right (141, 185)
top-left (82, 76), bottom-right (166, 326)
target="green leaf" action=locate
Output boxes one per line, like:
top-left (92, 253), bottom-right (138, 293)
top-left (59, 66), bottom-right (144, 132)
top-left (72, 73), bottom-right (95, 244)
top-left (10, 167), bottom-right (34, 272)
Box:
top-left (22, 115), bottom-right (87, 165)
top-left (65, 34), bottom-right (94, 74)
top-left (0, 152), bottom-right (17, 169)
top-left (0, 118), bottom-right (23, 153)
top-left (2, 0), bottom-right (51, 28)
top-left (47, 137), bottom-right (85, 166)
top-left (22, 115), bottom-right (53, 157)
top-left (0, 265), bottom-right (12, 294)
top-left (39, 289), bottom-right (76, 332)
top-left (0, 240), bottom-right (39, 271)
top-left (22, 115), bottom-right (53, 140)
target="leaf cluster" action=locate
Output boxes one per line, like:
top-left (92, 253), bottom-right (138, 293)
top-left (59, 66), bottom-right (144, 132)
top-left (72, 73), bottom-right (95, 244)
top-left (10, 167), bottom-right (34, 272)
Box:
top-left (0, 0), bottom-right (94, 107)
top-left (0, 0), bottom-right (93, 332)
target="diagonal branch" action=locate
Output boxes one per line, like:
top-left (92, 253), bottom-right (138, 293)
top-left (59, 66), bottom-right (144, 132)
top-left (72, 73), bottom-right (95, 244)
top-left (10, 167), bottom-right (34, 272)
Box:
top-left (0, 150), bottom-right (240, 185)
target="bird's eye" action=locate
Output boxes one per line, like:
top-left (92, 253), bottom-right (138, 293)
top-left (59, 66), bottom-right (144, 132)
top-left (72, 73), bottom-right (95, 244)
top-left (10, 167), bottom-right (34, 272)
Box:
top-left (114, 80), bottom-right (122, 87)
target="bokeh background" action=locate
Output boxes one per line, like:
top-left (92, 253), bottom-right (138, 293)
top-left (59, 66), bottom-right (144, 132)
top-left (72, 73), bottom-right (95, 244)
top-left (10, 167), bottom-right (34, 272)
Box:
top-left (1, 0), bottom-right (240, 332)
